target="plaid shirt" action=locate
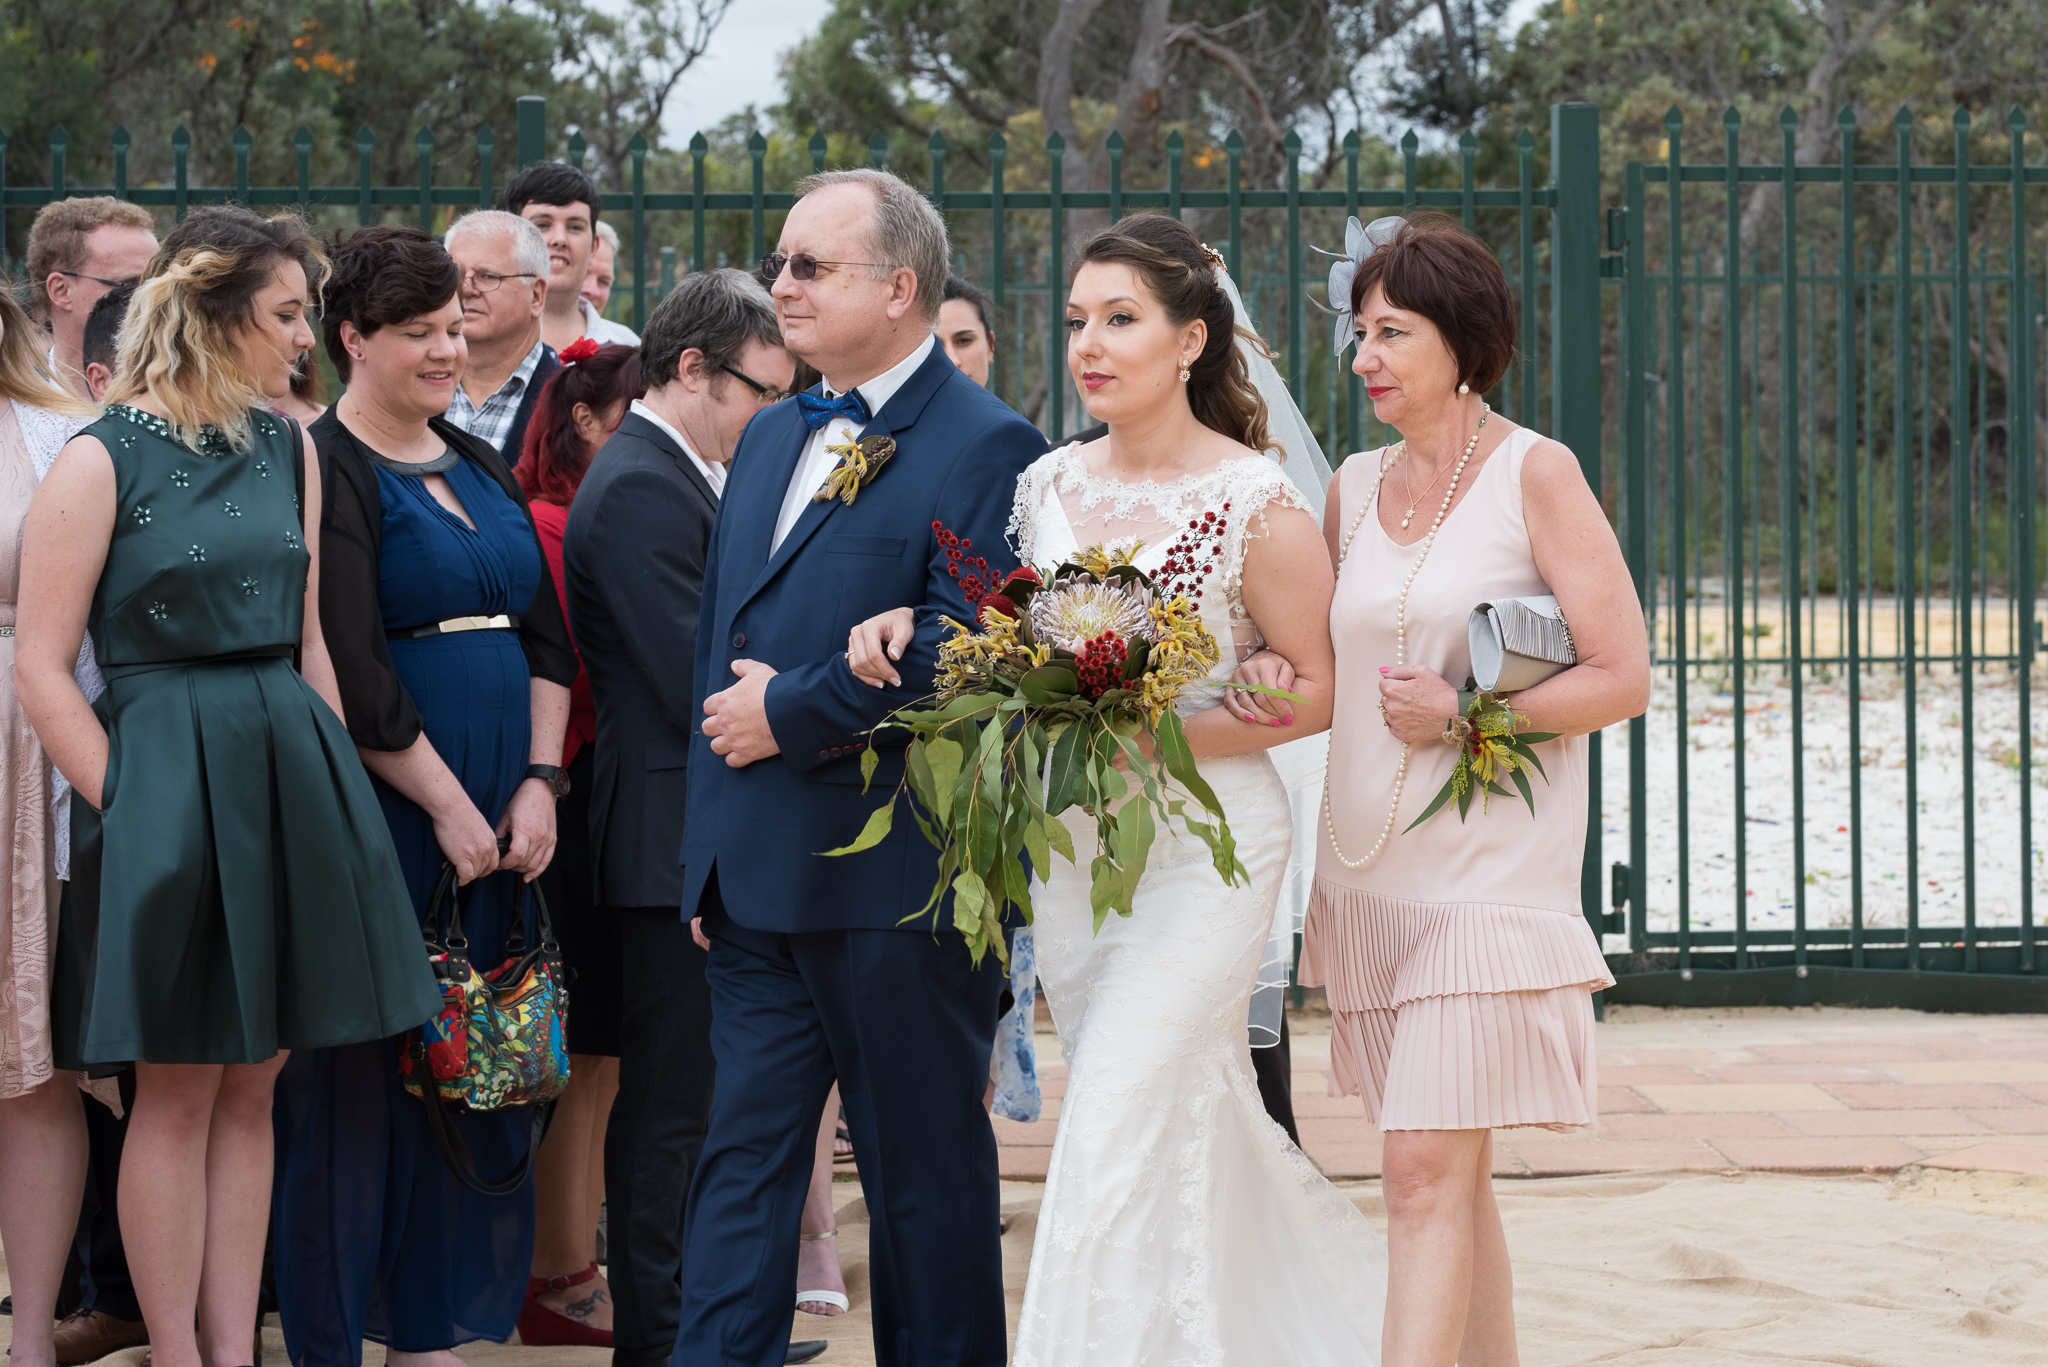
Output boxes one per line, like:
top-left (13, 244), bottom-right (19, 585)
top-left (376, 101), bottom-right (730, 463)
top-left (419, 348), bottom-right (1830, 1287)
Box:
top-left (445, 338), bottom-right (546, 453)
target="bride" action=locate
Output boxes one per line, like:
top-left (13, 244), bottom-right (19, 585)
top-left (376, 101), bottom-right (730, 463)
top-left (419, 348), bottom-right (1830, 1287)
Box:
top-left (847, 213), bottom-right (1387, 1363)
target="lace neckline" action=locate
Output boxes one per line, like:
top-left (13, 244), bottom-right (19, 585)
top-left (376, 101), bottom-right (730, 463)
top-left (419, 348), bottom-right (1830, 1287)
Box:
top-left (1051, 439), bottom-right (1277, 496)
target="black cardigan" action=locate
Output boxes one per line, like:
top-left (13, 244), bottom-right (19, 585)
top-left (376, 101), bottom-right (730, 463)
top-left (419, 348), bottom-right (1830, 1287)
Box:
top-left (311, 408), bottom-right (579, 753)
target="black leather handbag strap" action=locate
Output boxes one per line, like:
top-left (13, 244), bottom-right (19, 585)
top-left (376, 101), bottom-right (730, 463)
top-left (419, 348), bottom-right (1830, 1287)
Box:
top-left (407, 1038), bottom-right (554, 1198)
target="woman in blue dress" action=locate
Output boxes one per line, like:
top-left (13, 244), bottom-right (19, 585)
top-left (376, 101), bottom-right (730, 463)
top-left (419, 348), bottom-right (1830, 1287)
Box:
top-left (270, 225), bottom-right (576, 1367)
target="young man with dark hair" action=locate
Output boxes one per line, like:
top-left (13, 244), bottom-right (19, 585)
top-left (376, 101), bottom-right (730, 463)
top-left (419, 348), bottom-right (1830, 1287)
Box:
top-left (501, 160), bottom-right (638, 351)
top-left (80, 281), bottom-right (135, 404)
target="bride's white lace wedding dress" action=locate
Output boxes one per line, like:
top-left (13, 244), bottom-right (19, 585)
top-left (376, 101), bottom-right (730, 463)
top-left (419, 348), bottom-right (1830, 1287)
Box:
top-left (1010, 442), bottom-right (1388, 1366)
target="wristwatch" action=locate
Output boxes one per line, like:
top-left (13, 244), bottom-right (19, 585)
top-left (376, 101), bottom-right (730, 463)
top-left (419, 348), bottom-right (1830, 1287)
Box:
top-left (525, 763), bottom-right (570, 799)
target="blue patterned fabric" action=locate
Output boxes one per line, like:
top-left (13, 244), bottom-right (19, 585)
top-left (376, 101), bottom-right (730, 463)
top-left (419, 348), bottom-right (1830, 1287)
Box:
top-left (991, 927), bottom-right (1042, 1123)
top-left (794, 387), bottom-right (871, 431)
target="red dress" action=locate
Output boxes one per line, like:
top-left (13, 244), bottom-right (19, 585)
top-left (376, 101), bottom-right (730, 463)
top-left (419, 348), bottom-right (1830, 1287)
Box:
top-left (527, 500), bottom-right (595, 765)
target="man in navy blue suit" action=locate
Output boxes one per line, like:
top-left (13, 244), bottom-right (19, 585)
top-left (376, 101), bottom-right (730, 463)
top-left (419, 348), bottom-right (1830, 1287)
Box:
top-left (672, 169), bottom-right (1047, 1367)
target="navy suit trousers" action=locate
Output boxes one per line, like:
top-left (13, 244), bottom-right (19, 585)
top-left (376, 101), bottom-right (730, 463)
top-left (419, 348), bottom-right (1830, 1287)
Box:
top-left (670, 873), bottom-right (1008, 1367)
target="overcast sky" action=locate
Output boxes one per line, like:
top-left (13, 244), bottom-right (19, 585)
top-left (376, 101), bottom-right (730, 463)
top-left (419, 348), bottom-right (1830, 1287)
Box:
top-left (654, 0), bottom-right (834, 146)
top-left (655, 0), bottom-right (1548, 149)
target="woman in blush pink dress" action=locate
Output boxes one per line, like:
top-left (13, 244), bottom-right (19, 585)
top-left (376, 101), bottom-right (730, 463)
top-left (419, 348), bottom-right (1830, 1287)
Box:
top-left (1231, 213), bottom-right (1649, 1367)
top-left (0, 277), bottom-right (94, 1367)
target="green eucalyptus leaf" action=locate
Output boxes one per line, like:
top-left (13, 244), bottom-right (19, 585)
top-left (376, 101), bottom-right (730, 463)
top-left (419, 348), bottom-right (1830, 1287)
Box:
top-left (1155, 708), bottom-right (1226, 816)
top-left (1046, 722), bottom-right (1088, 814)
top-left (1403, 774), bottom-right (1459, 833)
top-left (1089, 855), bottom-right (1116, 933)
top-left (819, 794), bottom-right (896, 856)
top-left (1019, 663), bottom-right (1081, 705)
top-left (951, 871), bottom-right (987, 936)
top-left (925, 736), bottom-right (964, 821)
top-left (859, 746), bottom-right (880, 789)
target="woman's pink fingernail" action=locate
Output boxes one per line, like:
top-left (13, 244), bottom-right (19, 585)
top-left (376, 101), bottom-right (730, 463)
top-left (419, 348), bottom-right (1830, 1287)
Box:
top-left (1379, 666), bottom-right (1391, 675)
top-left (1284, 715), bottom-right (1294, 725)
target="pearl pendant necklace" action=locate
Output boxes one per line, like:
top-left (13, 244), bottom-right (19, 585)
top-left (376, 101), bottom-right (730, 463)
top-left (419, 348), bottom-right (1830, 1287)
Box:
top-left (1323, 403), bottom-right (1490, 870)
top-left (1398, 411), bottom-right (1488, 530)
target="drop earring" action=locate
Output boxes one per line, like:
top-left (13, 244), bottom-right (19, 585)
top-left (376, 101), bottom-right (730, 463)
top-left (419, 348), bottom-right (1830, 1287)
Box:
top-left (1178, 366), bottom-right (1191, 382)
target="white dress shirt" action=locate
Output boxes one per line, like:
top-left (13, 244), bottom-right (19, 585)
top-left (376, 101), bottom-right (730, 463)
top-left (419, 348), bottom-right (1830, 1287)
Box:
top-left (580, 296), bottom-right (641, 346)
top-left (771, 333), bottom-right (934, 552)
top-left (628, 398), bottom-right (725, 496)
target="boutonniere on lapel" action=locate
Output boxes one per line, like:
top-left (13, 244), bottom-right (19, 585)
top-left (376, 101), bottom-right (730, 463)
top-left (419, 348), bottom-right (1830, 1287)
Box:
top-left (813, 434), bottom-right (897, 505)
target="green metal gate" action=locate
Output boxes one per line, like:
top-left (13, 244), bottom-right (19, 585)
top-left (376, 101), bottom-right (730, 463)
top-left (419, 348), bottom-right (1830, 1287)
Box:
top-left (1610, 105), bottom-right (2044, 1011)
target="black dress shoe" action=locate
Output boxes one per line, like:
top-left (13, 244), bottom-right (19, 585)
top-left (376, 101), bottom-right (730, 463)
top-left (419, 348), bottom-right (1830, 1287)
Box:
top-left (786, 1343), bottom-right (828, 1365)
top-left (611, 1347), bottom-right (671, 1367)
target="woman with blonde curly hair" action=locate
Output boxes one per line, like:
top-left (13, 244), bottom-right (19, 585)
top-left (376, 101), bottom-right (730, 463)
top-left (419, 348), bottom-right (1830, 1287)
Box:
top-left (18, 206), bottom-right (440, 1367)
top-left (0, 276), bottom-right (97, 1367)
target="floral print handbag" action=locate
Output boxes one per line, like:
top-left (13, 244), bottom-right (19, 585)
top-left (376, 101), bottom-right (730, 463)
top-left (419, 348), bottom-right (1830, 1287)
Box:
top-left (399, 856), bottom-right (571, 1196)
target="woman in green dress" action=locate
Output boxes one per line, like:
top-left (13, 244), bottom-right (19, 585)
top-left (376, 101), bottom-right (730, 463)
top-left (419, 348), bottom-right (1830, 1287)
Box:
top-left (18, 207), bottom-right (442, 1367)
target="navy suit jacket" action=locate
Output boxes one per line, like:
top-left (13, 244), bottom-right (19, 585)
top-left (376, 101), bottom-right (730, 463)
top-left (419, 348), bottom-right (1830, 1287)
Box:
top-left (682, 342), bottom-right (1047, 933)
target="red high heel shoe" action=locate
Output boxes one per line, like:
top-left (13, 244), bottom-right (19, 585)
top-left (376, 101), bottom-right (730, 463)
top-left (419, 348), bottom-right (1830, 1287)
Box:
top-left (517, 1262), bottom-right (614, 1347)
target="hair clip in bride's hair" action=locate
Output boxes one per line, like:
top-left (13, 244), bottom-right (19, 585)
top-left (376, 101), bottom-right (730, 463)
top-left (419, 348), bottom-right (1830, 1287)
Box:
top-left (1199, 243), bottom-right (1227, 272)
top-left (1310, 215), bottom-right (1405, 356)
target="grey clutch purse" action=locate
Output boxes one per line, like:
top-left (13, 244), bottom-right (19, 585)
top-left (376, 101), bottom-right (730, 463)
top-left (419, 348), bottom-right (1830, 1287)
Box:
top-left (1468, 595), bottom-right (1576, 693)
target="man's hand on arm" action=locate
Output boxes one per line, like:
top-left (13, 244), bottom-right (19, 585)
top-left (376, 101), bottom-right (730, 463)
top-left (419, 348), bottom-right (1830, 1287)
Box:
top-left (701, 658), bottom-right (781, 767)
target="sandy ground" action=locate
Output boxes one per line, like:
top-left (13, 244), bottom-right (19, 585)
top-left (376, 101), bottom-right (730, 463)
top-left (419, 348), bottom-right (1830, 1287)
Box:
top-left (1594, 664), bottom-right (2047, 939)
top-left (7, 1166), bottom-right (2045, 1366)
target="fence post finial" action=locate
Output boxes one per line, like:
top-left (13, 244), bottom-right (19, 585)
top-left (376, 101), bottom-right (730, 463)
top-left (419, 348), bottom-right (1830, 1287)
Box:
top-left (517, 95), bottom-right (546, 170)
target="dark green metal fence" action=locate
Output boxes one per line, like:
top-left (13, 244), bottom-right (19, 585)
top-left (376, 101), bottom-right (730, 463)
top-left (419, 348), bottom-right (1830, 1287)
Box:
top-left (0, 97), bottom-right (1597, 456)
top-left (7, 93), bottom-right (2039, 1010)
top-left (1611, 105), bottom-right (2045, 1011)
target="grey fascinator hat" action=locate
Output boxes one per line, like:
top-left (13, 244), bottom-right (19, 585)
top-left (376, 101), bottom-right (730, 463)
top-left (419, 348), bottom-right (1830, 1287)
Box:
top-left (1320, 214), bottom-right (1405, 356)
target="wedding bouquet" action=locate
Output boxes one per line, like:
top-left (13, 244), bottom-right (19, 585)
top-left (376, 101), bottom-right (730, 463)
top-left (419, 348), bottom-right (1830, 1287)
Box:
top-left (825, 520), bottom-right (1279, 964)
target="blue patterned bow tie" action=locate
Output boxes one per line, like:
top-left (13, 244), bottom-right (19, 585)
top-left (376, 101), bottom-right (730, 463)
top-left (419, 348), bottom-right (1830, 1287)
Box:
top-left (796, 388), bottom-right (872, 432)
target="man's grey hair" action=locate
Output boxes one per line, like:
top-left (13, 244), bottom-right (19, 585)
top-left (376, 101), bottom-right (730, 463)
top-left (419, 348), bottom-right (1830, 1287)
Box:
top-left (593, 220), bottom-right (621, 255)
top-left (642, 268), bottom-right (782, 391)
top-left (794, 168), bottom-right (949, 324)
top-left (444, 210), bottom-right (549, 280)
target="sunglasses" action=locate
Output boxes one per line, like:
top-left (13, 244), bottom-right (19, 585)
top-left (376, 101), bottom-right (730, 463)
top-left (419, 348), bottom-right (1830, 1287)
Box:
top-left (719, 362), bottom-right (789, 405)
top-left (759, 252), bottom-right (895, 282)
top-left (58, 270), bottom-right (141, 290)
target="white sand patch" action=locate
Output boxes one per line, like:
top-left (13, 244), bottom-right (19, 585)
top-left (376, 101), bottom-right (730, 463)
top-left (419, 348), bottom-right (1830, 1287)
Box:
top-left (1596, 665), bottom-right (2048, 940)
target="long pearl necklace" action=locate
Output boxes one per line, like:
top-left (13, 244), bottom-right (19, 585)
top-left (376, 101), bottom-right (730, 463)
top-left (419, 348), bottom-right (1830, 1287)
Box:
top-left (1323, 404), bottom-right (1489, 870)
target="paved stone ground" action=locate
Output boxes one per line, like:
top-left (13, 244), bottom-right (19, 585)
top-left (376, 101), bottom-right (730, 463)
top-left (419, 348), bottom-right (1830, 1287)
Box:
top-left (996, 1002), bottom-right (2048, 1180)
top-left (7, 1005), bottom-right (2044, 1365)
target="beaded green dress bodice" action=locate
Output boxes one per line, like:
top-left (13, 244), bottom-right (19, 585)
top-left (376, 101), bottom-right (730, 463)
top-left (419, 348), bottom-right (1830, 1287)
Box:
top-left (83, 405), bottom-right (307, 672)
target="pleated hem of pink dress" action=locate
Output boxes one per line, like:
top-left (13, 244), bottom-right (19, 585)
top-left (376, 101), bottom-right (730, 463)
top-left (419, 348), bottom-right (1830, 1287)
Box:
top-left (1301, 880), bottom-right (1616, 1132)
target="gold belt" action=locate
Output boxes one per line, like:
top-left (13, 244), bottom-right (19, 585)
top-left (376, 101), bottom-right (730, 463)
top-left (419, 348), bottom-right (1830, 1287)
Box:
top-left (394, 613), bottom-right (521, 640)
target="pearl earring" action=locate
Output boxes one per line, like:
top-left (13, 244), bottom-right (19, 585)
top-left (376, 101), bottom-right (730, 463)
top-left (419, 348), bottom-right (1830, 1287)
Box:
top-left (1458, 382), bottom-right (1470, 395)
top-left (1178, 367), bottom-right (1191, 382)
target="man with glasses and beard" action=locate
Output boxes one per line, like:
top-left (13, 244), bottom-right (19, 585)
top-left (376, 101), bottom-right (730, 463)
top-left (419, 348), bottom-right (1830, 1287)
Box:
top-left (444, 209), bottom-right (559, 458)
top-left (25, 197), bottom-right (157, 399)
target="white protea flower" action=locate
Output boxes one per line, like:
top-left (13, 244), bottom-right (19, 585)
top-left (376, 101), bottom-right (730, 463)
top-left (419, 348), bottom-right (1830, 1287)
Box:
top-left (1029, 581), bottom-right (1151, 653)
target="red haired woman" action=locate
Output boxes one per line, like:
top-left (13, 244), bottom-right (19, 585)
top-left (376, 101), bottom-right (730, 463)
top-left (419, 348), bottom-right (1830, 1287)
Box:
top-left (512, 337), bottom-right (641, 1345)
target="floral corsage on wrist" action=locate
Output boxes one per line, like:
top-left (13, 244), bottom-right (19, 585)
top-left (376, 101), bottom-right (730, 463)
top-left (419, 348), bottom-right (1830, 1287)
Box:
top-left (1405, 687), bottom-right (1559, 830)
top-left (814, 434), bottom-right (898, 506)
